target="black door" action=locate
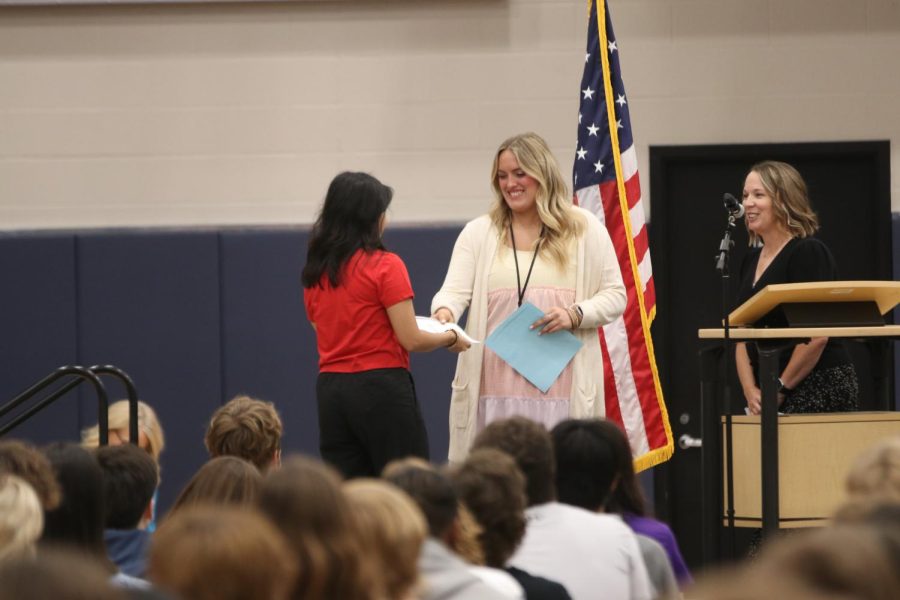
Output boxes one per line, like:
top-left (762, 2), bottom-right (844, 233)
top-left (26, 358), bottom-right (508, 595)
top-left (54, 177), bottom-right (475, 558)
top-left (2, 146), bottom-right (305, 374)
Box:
top-left (647, 141), bottom-right (893, 569)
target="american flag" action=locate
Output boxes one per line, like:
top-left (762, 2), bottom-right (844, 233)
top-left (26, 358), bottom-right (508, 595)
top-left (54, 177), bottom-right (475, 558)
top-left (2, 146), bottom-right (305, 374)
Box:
top-left (573, 0), bottom-right (672, 471)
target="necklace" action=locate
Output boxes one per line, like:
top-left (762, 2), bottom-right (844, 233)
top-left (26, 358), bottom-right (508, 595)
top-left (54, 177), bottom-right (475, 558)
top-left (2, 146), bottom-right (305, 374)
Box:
top-left (508, 222), bottom-right (544, 307)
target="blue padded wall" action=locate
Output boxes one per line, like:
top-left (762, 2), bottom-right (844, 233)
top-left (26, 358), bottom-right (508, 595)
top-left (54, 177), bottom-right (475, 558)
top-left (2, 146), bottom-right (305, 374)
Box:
top-left (0, 233), bottom-right (80, 443)
top-left (1, 217), bottom-right (895, 514)
top-left (219, 229), bottom-right (319, 456)
top-left (76, 231), bottom-right (223, 511)
top-left (0, 225), bottom-right (468, 514)
top-left (218, 225), bottom-right (465, 463)
top-left (385, 225), bottom-right (464, 461)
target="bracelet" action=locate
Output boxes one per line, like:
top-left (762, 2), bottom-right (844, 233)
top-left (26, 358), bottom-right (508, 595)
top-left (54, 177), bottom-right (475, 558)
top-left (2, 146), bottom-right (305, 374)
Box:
top-left (446, 329), bottom-right (459, 348)
top-left (566, 304), bottom-right (583, 329)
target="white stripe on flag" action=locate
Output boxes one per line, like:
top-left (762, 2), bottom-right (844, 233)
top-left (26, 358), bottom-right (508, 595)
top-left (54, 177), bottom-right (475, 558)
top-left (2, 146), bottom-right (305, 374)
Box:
top-left (602, 316), bottom-right (651, 458)
top-left (638, 248), bottom-right (653, 296)
top-left (620, 145), bottom-right (639, 180)
top-left (575, 185), bottom-right (606, 226)
top-left (629, 198), bottom-right (646, 234)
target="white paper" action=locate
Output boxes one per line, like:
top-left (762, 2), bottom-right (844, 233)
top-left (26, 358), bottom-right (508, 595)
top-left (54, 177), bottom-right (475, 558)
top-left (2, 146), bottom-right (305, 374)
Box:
top-left (415, 316), bottom-right (481, 344)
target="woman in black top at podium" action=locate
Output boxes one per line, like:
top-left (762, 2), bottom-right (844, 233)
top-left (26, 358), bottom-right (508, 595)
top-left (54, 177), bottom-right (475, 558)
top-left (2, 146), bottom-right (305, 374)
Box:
top-left (734, 160), bottom-right (859, 416)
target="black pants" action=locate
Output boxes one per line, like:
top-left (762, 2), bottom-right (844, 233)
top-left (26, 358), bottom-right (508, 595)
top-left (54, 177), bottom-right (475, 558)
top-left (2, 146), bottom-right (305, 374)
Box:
top-left (317, 368), bottom-right (430, 479)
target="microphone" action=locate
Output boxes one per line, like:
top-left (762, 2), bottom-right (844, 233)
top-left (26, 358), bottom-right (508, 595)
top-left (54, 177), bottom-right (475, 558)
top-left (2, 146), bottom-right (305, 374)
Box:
top-left (723, 193), bottom-right (744, 219)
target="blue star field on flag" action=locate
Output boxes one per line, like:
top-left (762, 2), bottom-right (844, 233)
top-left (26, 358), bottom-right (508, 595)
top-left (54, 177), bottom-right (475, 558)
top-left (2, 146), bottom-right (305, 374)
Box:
top-left (574, 0), bottom-right (634, 193)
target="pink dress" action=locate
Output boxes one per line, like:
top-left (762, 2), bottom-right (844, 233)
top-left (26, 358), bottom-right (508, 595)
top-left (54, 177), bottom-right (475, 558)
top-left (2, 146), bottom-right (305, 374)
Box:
top-left (477, 243), bottom-right (577, 433)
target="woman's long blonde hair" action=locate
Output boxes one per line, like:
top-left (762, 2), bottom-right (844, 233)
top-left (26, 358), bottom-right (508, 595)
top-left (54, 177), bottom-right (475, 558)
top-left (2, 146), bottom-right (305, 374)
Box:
top-left (489, 132), bottom-right (583, 268)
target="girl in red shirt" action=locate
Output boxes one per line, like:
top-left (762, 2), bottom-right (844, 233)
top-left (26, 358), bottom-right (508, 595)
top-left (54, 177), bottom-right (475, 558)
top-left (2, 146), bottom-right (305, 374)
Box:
top-left (303, 172), bottom-right (469, 477)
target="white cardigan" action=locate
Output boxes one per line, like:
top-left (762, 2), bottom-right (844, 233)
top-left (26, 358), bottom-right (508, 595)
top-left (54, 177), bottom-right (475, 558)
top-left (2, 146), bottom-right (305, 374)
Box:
top-left (431, 206), bottom-right (626, 462)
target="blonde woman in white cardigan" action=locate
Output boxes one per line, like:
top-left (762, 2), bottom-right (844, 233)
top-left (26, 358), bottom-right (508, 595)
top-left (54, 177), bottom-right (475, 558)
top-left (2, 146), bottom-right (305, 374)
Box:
top-left (432, 132), bottom-right (626, 462)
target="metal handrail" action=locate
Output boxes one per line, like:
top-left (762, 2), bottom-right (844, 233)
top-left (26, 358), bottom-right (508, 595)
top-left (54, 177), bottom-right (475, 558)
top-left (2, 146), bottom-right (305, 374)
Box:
top-left (89, 365), bottom-right (139, 446)
top-left (0, 365), bottom-right (139, 444)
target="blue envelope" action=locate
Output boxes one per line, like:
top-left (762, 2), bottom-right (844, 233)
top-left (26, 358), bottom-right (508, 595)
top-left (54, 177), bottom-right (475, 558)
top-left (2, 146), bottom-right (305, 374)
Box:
top-left (485, 302), bottom-right (583, 393)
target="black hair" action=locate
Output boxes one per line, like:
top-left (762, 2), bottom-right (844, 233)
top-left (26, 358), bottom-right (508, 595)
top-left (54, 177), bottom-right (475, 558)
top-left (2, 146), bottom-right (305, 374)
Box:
top-left (595, 419), bottom-right (647, 516)
top-left (550, 419), bottom-right (618, 512)
top-left (94, 444), bottom-right (159, 529)
top-left (301, 171), bottom-right (393, 289)
top-left (383, 464), bottom-right (458, 538)
top-left (40, 443), bottom-right (111, 569)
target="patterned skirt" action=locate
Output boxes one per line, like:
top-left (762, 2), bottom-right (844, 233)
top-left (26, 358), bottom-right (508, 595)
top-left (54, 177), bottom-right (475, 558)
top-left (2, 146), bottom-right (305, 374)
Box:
top-left (780, 364), bottom-right (859, 414)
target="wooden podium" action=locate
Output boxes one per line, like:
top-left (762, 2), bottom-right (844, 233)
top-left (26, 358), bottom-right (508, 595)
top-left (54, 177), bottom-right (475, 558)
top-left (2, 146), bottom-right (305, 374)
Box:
top-left (727, 281), bottom-right (900, 328)
top-left (723, 412), bottom-right (900, 527)
top-left (698, 281), bottom-right (900, 546)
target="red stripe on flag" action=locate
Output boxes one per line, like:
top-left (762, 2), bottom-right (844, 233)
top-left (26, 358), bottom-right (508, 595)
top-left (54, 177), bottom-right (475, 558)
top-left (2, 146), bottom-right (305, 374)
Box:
top-left (624, 171), bottom-right (642, 211)
top-left (627, 206), bottom-right (655, 316)
top-left (572, 0), bottom-right (672, 469)
top-left (632, 225), bottom-right (649, 264)
top-left (597, 181), bottom-right (667, 451)
top-left (599, 328), bottom-right (624, 427)
top-left (622, 272), bottom-right (664, 447)
top-left (643, 276), bottom-right (656, 317)
top-left (598, 182), bottom-right (627, 259)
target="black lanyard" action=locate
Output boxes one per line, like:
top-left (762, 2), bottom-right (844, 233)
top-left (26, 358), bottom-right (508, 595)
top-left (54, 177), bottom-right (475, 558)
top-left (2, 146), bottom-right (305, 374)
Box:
top-left (509, 223), bottom-right (543, 307)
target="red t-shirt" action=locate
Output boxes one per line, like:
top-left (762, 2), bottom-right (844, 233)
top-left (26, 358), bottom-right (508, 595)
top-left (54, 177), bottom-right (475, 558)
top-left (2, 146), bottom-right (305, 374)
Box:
top-left (304, 249), bottom-right (413, 373)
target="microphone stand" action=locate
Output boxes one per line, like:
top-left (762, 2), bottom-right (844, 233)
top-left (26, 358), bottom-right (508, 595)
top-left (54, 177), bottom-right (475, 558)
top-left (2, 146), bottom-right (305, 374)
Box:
top-left (715, 212), bottom-right (738, 560)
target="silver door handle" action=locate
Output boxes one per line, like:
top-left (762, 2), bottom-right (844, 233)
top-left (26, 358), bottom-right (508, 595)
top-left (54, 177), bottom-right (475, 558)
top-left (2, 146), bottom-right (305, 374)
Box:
top-left (678, 434), bottom-right (702, 450)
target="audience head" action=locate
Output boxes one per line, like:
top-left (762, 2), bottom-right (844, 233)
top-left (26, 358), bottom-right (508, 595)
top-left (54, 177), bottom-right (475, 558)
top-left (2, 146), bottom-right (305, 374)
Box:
top-left (259, 455), bottom-right (378, 600)
top-left (204, 395), bottom-right (283, 471)
top-left (764, 525), bottom-right (900, 600)
top-left (40, 443), bottom-right (109, 566)
top-left (94, 443), bottom-right (159, 530)
top-left (590, 419), bottom-right (647, 516)
top-left (0, 439), bottom-right (61, 511)
top-left (344, 478), bottom-right (427, 600)
top-left (82, 400), bottom-right (165, 462)
top-left (0, 474), bottom-right (43, 562)
top-left (835, 497), bottom-right (900, 529)
top-left (833, 498), bottom-right (900, 568)
top-left (169, 456), bottom-right (261, 516)
top-left (689, 524), bottom-right (900, 600)
top-left (551, 419), bottom-right (619, 512)
top-left (845, 436), bottom-right (900, 502)
top-left (689, 565), bottom-right (840, 600)
top-left (472, 416), bottom-right (556, 506)
top-left (149, 505), bottom-right (297, 600)
top-left (0, 547), bottom-right (126, 600)
top-left (381, 458), bottom-right (486, 563)
top-left (451, 448), bottom-right (527, 568)
top-left (744, 160), bottom-right (819, 245)
top-left (382, 457), bottom-right (459, 540)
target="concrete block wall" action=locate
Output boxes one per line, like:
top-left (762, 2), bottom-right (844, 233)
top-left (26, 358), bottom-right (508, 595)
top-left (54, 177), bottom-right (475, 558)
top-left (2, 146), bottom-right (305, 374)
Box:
top-left (1, 0), bottom-right (898, 231)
